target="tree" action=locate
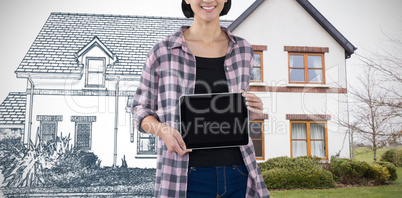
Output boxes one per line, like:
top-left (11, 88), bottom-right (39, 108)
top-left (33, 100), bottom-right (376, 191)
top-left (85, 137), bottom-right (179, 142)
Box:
top-left (347, 67), bottom-right (401, 162)
top-left (338, 30), bottom-right (402, 161)
top-left (356, 33), bottom-right (402, 119)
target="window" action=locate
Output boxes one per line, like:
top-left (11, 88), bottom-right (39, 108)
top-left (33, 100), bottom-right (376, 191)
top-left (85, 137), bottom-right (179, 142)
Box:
top-left (75, 122), bottom-right (92, 150)
top-left (250, 120), bottom-right (264, 160)
top-left (40, 122), bottom-right (57, 142)
top-left (71, 116), bottom-right (96, 150)
top-left (288, 53), bottom-right (325, 84)
top-left (251, 51), bottom-right (264, 83)
top-left (290, 121), bottom-right (328, 159)
top-left (137, 132), bottom-right (157, 155)
top-left (86, 57), bottom-right (106, 87)
top-left (37, 115), bottom-right (63, 143)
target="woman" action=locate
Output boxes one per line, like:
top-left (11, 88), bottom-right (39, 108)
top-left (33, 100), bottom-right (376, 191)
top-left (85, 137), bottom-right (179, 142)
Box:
top-left (131, 0), bottom-right (270, 197)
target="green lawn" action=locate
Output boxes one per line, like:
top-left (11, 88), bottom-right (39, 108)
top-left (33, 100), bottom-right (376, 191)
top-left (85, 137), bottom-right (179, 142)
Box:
top-left (269, 167), bottom-right (401, 198)
top-left (353, 147), bottom-right (390, 163)
top-left (269, 146), bottom-right (402, 198)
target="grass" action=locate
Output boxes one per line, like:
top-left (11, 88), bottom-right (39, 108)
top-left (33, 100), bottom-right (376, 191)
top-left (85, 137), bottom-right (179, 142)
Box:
top-left (353, 147), bottom-right (390, 163)
top-left (269, 167), bottom-right (401, 198)
top-left (269, 146), bottom-right (402, 198)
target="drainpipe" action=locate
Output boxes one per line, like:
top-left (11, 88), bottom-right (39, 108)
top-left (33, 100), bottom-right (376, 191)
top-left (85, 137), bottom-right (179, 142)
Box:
top-left (113, 76), bottom-right (121, 167)
top-left (27, 75), bottom-right (35, 148)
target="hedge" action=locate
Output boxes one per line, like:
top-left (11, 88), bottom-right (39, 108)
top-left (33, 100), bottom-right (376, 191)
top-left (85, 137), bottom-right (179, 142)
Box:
top-left (380, 148), bottom-right (402, 167)
top-left (331, 158), bottom-right (392, 185)
top-left (375, 161), bottom-right (397, 181)
top-left (259, 156), bottom-right (335, 189)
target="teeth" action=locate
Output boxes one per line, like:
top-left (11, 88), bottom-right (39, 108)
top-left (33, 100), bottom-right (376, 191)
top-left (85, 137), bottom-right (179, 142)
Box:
top-left (202, 6), bottom-right (214, 10)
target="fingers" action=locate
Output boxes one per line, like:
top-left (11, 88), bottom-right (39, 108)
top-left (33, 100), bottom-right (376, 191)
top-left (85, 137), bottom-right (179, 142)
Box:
top-left (242, 91), bottom-right (263, 113)
top-left (246, 101), bottom-right (263, 110)
top-left (165, 130), bottom-right (192, 156)
top-left (173, 132), bottom-right (192, 156)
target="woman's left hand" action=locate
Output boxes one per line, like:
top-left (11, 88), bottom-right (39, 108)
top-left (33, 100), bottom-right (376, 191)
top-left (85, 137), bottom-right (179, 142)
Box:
top-left (241, 90), bottom-right (263, 114)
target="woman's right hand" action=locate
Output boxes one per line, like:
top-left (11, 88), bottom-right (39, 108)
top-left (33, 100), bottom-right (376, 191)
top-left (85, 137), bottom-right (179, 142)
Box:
top-left (159, 125), bottom-right (192, 156)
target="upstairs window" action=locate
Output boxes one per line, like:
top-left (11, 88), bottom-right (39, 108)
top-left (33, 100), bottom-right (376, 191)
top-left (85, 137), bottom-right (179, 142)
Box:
top-left (250, 45), bottom-right (267, 83)
top-left (289, 53), bottom-right (325, 84)
top-left (251, 51), bottom-right (264, 83)
top-left (86, 57), bottom-right (106, 87)
top-left (284, 46), bottom-right (328, 84)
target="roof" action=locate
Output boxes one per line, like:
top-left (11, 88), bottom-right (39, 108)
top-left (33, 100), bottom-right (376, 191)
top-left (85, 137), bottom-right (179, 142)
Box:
top-left (15, 13), bottom-right (232, 78)
top-left (228, 0), bottom-right (357, 59)
top-left (0, 92), bottom-right (26, 127)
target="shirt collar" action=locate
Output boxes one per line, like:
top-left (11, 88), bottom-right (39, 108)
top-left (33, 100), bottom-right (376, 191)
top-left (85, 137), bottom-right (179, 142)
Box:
top-left (168, 26), bottom-right (237, 50)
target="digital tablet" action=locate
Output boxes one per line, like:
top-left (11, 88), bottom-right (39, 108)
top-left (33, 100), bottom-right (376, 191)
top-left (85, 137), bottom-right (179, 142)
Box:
top-left (179, 92), bottom-right (249, 150)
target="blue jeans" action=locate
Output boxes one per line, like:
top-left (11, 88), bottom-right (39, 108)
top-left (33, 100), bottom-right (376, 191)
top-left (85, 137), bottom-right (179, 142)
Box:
top-left (187, 164), bottom-right (248, 198)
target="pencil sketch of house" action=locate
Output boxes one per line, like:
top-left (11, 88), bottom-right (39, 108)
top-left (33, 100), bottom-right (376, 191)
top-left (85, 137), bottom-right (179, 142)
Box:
top-left (0, 0), bottom-right (356, 196)
top-left (10, 12), bottom-right (231, 169)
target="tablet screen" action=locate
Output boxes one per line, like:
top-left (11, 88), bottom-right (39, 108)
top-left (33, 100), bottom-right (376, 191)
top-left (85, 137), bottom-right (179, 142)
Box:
top-left (179, 92), bottom-right (249, 149)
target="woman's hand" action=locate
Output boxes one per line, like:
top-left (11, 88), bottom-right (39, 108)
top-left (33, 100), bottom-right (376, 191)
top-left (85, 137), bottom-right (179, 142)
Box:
top-left (241, 90), bottom-right (264, 120)
top-left (159, 124), bottom-right (192, 156)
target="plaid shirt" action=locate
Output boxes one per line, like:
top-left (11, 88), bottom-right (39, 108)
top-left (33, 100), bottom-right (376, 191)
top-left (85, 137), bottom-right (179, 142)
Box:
top-left (131, 26), bottom-right (270, 198)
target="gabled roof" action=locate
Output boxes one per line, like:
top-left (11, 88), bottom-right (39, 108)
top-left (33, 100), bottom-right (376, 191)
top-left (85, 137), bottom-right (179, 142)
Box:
top-left (0, 92), bottom-right (26, 127)
top-left (76, 36), bottom-right (118, 64)
top-left (228, 0), bottom-right (357, 59)
top-left (15, 13), bottom-right (232, 79)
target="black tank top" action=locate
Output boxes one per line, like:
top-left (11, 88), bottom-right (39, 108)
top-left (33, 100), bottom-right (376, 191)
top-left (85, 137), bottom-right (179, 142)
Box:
top-left (188, 56), bottom-right (244, 167)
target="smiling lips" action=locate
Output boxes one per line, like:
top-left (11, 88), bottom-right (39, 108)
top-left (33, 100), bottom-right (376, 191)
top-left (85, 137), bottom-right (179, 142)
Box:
top-left (202, 6), bottom-right (216, 11)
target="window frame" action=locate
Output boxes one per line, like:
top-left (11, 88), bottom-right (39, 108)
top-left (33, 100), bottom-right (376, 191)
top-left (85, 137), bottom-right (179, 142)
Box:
top-left (250, 120), bottom-right (265, 160)
top-left (85, 57), bottom-right (106, 88)
top-left (74, 122), bottom-right (92, 151)
top-left (288, 52), bottom-right (326, 84)
top-left (290, 120), bottom-right (328, 160)
top-left (137, 131), bottom-right (158, 155)
top-left (40, 121), bottom-right (57, 142)
top-left (251, 51), bottom-right (264, 83)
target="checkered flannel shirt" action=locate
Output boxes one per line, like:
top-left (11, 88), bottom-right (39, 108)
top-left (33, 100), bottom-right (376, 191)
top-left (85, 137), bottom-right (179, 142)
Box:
top-left (131, 26), bottom-right (270, 198)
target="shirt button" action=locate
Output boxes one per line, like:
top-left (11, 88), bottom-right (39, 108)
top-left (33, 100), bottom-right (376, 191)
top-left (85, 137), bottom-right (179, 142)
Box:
top-left (231, 88), bottom-right (234, 92)
top-left (226, 67), bottom-right (229, 71)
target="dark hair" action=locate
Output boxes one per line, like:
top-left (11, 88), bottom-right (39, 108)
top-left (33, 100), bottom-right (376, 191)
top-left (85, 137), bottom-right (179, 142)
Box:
top-left (181, 0), bottom-right (232, 18)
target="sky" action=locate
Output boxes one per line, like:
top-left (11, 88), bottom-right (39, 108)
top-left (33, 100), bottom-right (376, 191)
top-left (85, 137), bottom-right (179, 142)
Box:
top-left (0, 0), bottom-right (401, 103)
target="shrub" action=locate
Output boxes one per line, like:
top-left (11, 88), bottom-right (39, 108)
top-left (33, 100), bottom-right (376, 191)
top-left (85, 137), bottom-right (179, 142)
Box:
top-left (367, 164), bottom-right (390, 184)
top-left (375, 161), bottom-right (397, 181)
top-left (259, 156), bottom-right (335, 189)
top-left (380, 149), bottom-right (397, 165)
top-left (259, 156), bottom-right (320, 172)
top-left (330, 158), bottom-right (371, 185)
top-left (331, 158), bottom-right (395, 185)
top-left (46, 150), bottom-right (102, 188)
top-left (0, 135), bottom-right (71, 187)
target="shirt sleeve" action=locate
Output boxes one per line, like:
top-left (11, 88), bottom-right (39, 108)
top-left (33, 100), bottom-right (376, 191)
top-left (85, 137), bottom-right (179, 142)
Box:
top-left (246, 46), bottom-right (254, 92)
top-left (131, 44), bottom-right (160, 133)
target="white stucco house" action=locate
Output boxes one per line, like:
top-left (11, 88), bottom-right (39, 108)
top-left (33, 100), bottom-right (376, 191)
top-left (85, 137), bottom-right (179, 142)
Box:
top-left (228, 0), bottom-right (356, 161)
top-left (3, 0), bottom-right (355, 168)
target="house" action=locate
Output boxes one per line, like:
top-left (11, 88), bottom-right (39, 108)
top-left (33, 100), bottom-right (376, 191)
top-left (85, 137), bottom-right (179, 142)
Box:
top-left (228, 0), bottom-right (356, 160)
top-left (7, 0), bottom-right (355, 168)
top-left (12, 12), bottom-right (231, 168)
